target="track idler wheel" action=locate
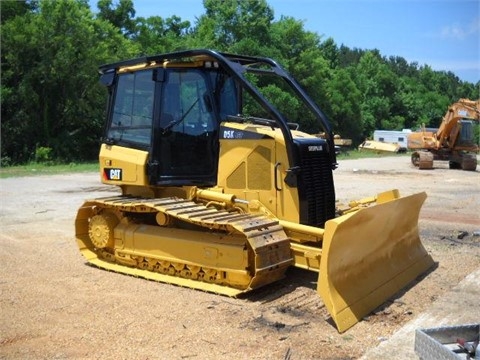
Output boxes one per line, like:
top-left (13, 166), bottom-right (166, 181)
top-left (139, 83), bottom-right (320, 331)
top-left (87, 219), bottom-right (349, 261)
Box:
top-left (411, 151), bottom-right (433, 169)
top-left (461, 154), bottom-right (478, 171)
top-left (88, 212), bottom-right (119, 249)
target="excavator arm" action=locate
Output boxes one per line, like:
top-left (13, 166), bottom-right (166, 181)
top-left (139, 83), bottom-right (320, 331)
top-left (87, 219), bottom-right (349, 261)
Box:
top-left (435, 98), bottom-right (480, 150)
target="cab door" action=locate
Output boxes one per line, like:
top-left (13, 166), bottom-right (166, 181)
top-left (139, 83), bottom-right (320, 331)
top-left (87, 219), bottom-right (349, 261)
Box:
top-left (150, 68), bottom-right (219, 186)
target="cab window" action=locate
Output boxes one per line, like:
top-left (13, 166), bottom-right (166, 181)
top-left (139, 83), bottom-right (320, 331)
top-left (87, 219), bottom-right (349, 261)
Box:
top-left (108, 70), bottom-right (154, 147)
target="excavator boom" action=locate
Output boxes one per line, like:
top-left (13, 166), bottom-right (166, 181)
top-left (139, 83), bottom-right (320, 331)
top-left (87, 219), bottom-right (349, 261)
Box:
top-left (435, 98), bottom-right (480, 149)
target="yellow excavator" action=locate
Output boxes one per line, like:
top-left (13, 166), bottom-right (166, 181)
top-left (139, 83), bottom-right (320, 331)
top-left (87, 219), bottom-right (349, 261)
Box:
top-left (408, 99), bottom-right (480, 170)
top-left (75, 49), bottom-right (434, 333)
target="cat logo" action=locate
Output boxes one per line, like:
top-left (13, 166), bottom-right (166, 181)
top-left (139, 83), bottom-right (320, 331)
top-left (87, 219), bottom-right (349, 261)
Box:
top-left (308, 145), bottom-right (323, 151)
top-left (104, 168), bottom-right (122, 181)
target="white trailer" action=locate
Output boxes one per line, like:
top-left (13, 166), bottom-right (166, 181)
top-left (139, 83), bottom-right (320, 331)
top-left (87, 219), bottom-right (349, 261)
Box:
top-left (373, 129), bottom-right (412, 151)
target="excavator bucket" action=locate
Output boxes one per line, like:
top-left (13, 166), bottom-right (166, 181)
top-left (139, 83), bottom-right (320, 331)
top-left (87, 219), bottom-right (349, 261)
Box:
top-left (318, 191), bottom-right (434, 333)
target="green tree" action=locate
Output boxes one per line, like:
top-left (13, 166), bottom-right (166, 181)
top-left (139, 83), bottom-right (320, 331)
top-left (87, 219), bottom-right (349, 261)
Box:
top-left (270, 16), bottom-right (320, 61)
top-left (194, 0), bottom-right (274, 53)
top-left (396, 76), bottom-right (450, 130)
top-left (319, 37), bottom-right (339, 69)
top-left (337, 45), bottom-right (365, 68)
top-left (1, 0), bottom-right (137, 164)
top-left (386, 55), bottom-right (418, 78)
top-left (0, 0), bottom-right (38, 24)
top-left (325, 68), bottom-right (363, 143)
top-left (267, 17), bottom-right (333, 133)
top-left (352, 51), bottom-right (399, 135)
top-left (2, 0), bottom-right (477, 165)
top-left (132, 15), bottom-right (191, 54)
top-left (95, 0), bottom-right (136, 36)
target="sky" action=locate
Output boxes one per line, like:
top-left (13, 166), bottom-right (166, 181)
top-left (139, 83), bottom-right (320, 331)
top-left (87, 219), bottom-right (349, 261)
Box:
top-left (91, 0), bottom-right (480, 84)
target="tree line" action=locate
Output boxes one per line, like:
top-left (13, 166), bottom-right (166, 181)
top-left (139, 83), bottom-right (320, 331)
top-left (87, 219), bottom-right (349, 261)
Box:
top-left (1, 0), bottom-right (478, 165)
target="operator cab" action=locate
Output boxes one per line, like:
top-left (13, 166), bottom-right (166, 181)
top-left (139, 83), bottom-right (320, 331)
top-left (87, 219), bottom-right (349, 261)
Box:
top-left (456, 120), bottom-right (476, 147)
top-left (103, 65), bottom-right (238, 187)
top-left (100, 50), bottom-right (337, 191)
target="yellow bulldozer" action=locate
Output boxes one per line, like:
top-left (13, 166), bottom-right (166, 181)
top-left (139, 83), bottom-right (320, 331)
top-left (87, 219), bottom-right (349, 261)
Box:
top-left (75, 49), bottom-right (433, 333)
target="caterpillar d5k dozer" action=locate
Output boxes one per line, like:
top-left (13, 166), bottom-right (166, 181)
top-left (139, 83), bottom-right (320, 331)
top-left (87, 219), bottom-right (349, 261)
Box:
top-left (75, 49), bottom-right (434, 332)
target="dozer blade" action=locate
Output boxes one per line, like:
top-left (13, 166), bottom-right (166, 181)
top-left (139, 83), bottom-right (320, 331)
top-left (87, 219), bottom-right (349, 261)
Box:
top-left (318, 191), bottom-right (434, 333)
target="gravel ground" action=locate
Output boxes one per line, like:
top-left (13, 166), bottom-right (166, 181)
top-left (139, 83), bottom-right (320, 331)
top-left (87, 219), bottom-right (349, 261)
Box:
top-left (0, 155), bottom-right (479, 360)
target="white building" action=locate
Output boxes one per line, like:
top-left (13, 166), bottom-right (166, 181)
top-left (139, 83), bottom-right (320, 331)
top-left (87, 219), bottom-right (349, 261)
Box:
top-left (373, 129), bottom-right (412, 151)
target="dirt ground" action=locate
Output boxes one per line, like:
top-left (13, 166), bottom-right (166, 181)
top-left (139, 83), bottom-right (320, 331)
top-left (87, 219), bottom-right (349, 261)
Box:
top-left (0, 155), bottom-right (479, 360)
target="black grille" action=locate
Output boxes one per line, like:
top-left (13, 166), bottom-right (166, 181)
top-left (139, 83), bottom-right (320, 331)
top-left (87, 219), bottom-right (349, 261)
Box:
top-left (295, 138), bottom-right (336, 228)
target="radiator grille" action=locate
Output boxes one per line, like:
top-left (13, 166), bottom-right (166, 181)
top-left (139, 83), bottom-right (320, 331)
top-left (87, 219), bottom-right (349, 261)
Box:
top-left (295, 139), bottom-right (336, 228)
